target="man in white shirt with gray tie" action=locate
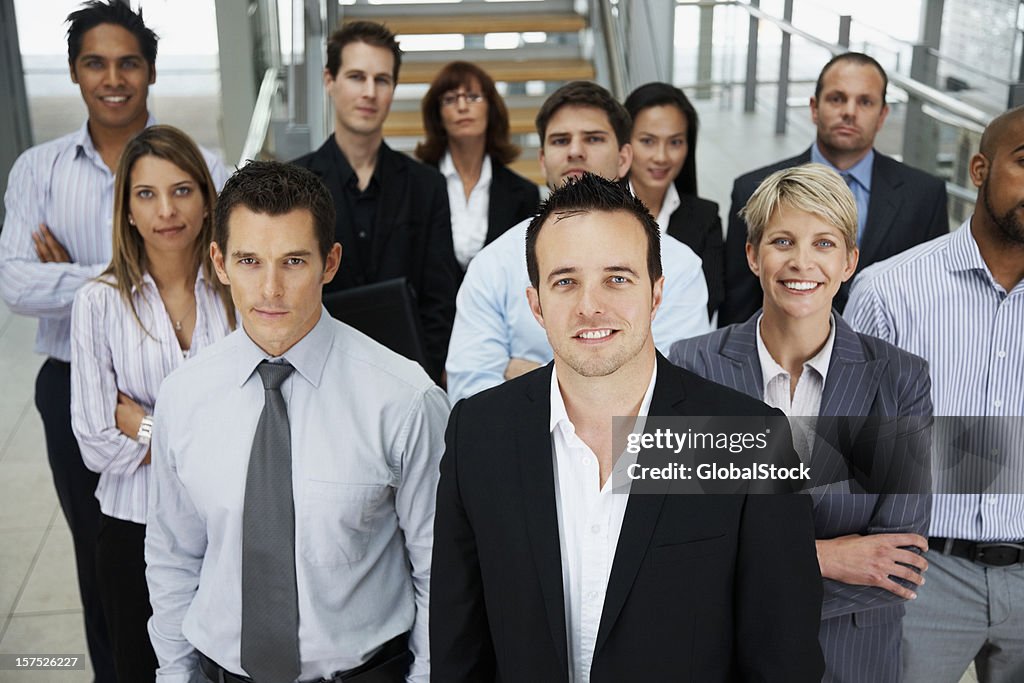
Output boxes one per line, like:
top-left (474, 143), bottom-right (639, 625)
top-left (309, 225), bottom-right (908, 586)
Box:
top-left (146, 161), bottom-right (448, 683)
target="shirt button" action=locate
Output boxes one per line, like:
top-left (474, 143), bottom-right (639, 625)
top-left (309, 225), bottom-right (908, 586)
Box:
top-left (358, 231), bottom-right (367, 238)
top-left (991, 448), bottom-right (1000, 457)
top-left (587, 591), bottom-right (599, 600)
top-left (986, 496), bottom-right (998, 505)
top-left (997, 350), bottom-right (1007, 358)
top-left (591, 525), bottom-right (601, 534)
top-left (581, 456), bottom-right (590, 466)
top-left (994, 399), bottom-right (1003, 408)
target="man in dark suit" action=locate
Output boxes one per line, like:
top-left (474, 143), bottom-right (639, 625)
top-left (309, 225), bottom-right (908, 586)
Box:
top-left (719, 52), bottom-right (949, 325)
top-left (431, 173), bottom-right (824, 682)
top-left (292, 21), bottom-right (459, 379)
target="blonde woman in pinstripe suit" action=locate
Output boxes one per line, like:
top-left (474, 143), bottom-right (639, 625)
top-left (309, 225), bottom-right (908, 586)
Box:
top-left (670, 164), bottom-right (933, 682)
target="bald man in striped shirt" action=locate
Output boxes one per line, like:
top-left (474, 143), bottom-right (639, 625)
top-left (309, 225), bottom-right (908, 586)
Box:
top-left (847, 105), bottom-right (1024, 683)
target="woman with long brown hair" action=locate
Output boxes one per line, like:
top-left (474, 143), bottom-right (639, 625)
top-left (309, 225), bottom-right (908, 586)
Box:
top-left (69, 125), bottom-right (234, 682)
top-left (417, 61), bottom-right (539, 271)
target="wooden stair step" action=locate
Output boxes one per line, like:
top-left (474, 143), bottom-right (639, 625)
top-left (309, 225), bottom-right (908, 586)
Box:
top-left (508, 156), bottom-right (545, 186)
top-left (400, 58), bottom-right (594, 85)
top-left (384, 106), bottom-right (539, 138)
top-left (361, 13), bottom-right (586, 36)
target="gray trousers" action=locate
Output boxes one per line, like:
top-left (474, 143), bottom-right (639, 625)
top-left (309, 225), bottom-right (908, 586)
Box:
top-left (901, 551), bottom-right (1024, 683)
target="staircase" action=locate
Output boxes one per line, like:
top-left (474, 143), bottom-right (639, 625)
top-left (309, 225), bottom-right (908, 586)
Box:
top-left (339, 1), bottom-right (596, 185)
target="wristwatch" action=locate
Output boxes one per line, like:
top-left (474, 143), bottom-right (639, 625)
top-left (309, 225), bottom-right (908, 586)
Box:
top-left (137, 415), bottom-right (154, 446)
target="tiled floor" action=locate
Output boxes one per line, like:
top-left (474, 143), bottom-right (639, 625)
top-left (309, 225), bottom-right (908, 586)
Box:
top-left (0, 91), bottom-right (977, 683)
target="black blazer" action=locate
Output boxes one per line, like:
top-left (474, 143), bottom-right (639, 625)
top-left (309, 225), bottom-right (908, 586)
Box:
top-left (666, 193), bottom-right (724, 317)
top-left (431, 354), bottom-right (825, 682)
top-left (428, 155), bottom-right (541, 255)
top-left (718, 148), bottom-right (949, 326)
top-left (292, 139), bottom-right (460, 377)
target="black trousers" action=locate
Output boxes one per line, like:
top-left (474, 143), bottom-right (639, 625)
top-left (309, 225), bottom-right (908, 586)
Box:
top-left (35, 359), bottom-right (116, 683)
top-left (96, 514), bottom-right (157, 683)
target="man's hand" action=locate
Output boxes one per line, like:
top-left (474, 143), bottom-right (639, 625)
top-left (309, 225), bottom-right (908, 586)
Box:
top-left (115, 391), bottom-right (146, 440)
top-left (32, 224), bottom-right (72, 263)
top-left (504, 357), bottom-right (542, 381)
top-left (817, 533), bottom-right (929, 600)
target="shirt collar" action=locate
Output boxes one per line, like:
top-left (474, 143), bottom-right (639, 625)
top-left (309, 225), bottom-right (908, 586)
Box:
top-left (548, 362), bottom-right (658, 434)
top-left (810, 142), bottom-right (874, 192)
top-left (755, 313), bottom-right (837, 386)
top-left (75, 114), bottom-right (157, 163)
top-left (439, 150), bottom-right (493, 187)
top-left (628, 180), bottom-right (680, 235)
top-left (234, 305), bottom-right (334, 388)
top-left (945, 216), bottom-right (992, 274)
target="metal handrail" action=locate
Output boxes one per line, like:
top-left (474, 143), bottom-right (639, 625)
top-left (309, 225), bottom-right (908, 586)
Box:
top-left (597, 0), bottom-right (628, 100)
top-left (239, 67), bottom-right (281, 168)
top-left (738, 2), bottom-right (993, 129)
top-left (927, 47), bottom-right (1015, 87)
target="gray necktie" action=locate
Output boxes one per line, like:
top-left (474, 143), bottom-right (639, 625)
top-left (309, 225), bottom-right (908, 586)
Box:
top-left (241, 360), bottom-right (301, 683)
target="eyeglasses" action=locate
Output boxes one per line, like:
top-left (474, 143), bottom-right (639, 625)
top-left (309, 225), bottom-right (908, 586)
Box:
top-left (441, 91), bottom-right (484, 107)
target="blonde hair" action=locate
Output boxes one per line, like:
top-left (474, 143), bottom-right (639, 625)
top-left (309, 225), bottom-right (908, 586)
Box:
top-left (740, 163), bottom-right (858, 251)
top-left (105, 125), bottom-right (235, 333)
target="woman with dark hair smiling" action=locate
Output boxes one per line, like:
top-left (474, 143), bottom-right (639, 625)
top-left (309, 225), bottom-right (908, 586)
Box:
top-left (417, 61), bottom-right (540, 271)
top-left (624, 82), bottom-right (724, 315)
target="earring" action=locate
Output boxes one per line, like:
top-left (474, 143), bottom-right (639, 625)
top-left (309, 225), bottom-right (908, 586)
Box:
top-left (128, 216), bottom-right (135, 226)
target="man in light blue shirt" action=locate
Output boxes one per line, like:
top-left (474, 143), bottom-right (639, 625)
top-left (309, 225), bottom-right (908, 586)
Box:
top-left (846, 106), bottom-right (1024, 683)
top-left (0, 5), bottom-right (226, 679)
top-left (446, 81), bottom-right (711, 402)
top-left (146, 162), bottom-right (447, 683)
top-left (720, 52), bottom-right (949, 325)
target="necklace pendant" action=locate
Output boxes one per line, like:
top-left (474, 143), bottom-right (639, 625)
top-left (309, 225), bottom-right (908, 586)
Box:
top-left (174, 320), bottom-right (182, 331)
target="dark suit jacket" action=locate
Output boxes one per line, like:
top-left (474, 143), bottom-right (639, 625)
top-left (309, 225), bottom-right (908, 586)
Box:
top-left (718, 148), bottom-right (949, 325)
top-left (669, 314), bottom-right (933, 682)
top-left (431, 354), bottom-right (825, 682)
top-left (666, 193), bottom-right (724, 317)
top-left (485, 157), bottom-right (541, 247)
top-left (292, 138), bottom-right (460, 377)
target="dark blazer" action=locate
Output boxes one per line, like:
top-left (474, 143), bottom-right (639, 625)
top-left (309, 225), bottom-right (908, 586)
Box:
top-left (669, 314), bottom-right (933, 683)
top-left (292, 138), bottom-right (460, 378)
top-left (431, 353), bottom-right (825, 682)
top-left (485, 157), bottom-right (541, 246)
top-left (666, 193), bottom-right (724, 317)
top-left (718, 148), bottom-right (949, 325)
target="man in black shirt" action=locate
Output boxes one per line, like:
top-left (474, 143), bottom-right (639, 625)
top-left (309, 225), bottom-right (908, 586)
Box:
top-left (293, 21), bottom-right (459, 378)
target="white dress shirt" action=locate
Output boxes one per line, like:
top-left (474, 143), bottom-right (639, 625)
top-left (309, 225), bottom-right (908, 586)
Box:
top-left (440, 150), bottom-right (492, 269)
top-left (550, 363), bottom-right (656, 683)
top-left (755, 315), bottom-right (835, 417)
top-left (70, 270), bottom-right (233, 523)
top-left (628, 179), bottom-right (680, 235)
top-left (756, 316), bottom-right (835, 463)
top-left (0, 117), bottom-right (229, 361)
top-left (146, 309), bottom-right (449, 682)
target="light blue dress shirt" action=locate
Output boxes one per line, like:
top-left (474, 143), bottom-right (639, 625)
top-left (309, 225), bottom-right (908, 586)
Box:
top-left (846, 218), bottom-right (1024, 542)
top-left (0, 117), bottom-right (229, 361)
top-left (445, 218), bottom-right (712, 402)
top-left (811, 143), bottom-right (873, 246)
top-left (146, 309), bottom-right (449, 682)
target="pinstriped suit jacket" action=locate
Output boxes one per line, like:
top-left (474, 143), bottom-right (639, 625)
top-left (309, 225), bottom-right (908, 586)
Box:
top-left (669, 312), bottom-right (933, 683)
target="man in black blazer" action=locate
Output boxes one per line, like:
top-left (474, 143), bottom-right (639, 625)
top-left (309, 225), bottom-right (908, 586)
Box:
top-left (432, 173), bottom-right (824, 682)
top-left (292, 21), bottom-right (459, 378)
top-left (719, 52), bottom-right (949, 325)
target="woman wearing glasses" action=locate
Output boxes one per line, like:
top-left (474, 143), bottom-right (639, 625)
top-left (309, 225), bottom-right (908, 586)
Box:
top-left (417, 61), bottom-right (540, 271)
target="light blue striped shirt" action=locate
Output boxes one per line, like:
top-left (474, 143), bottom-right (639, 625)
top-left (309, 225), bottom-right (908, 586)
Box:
top-left (0, 118), bottom-right (229, 361)
top-left (845, 218), bottom-right (1024, 541)
top-left (70, 270), bottom-right (233, 523)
